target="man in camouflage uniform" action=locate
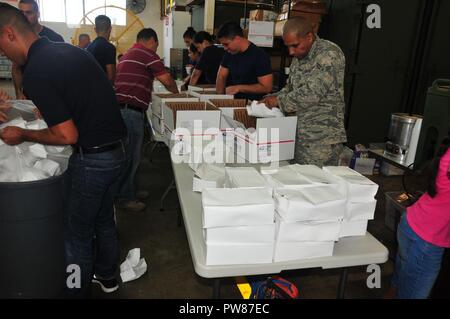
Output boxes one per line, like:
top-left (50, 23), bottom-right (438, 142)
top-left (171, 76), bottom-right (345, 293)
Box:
top-left (262, 17), bottom-right (347, 167)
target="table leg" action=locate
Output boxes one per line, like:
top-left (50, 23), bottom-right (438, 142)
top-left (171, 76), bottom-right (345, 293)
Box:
top-left (337, 267), bottom-right (349, 299)
top-left (177, 206), bottom-right (182, 227)
top-left (160, 179), bottom-right (175, 211)
top-left (213, 279), bottom-right (221, 299)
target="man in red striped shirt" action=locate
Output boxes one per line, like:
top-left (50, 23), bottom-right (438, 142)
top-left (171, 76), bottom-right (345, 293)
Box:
top-left (115, 28), bottom-right (178, 212)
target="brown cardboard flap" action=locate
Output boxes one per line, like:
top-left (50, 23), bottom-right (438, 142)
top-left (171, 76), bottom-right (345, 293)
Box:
top-left (209, 99), bottom-right (248, 108)
top-left (165, 102), bottom-right (217, 123)
top-left (154, 93), bottom-right (194, 98)
top-left (233, 108), bottom-right (257, 129)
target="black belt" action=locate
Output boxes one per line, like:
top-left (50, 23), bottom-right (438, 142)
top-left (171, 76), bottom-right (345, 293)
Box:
top-left (119, 103), bottom-right (145, 113)
top-left (73, 139), bottom-right (124, 155)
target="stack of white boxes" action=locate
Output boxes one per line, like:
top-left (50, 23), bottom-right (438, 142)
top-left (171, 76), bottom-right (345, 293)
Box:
top-left (199, 164), bottom-right (379, 265)
top-left (266, 165), bottom-right (347, 262)
top-left (323, 166), bottom-right (379, 237)
top-left (201, 187), bottom-right (276, 265)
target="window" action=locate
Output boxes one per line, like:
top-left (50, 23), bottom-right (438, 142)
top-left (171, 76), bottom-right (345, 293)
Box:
top-left (38, 0), bottom-right (127, 26)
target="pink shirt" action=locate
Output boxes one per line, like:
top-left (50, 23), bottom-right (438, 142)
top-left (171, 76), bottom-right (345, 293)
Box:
top-left (407, 148), bottom-right (450, 248)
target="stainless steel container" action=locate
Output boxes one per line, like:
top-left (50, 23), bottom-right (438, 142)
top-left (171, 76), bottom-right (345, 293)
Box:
top-left (385, 113), bottom-right (422, 162)
top-left (387, 113), bottom-right (419, 148)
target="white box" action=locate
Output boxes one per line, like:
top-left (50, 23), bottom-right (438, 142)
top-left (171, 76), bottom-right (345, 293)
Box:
top-left (275, 214), bottom-right (341, 242)
top-left (151, 93), bottom-right (198, 120)
top-left (224, 166), bottom-right (269, 189)
top-left (234, 116), bottom-right (297, 163)
top-left (263, 166), bottom-right (315, 189)
top-left (274, 186), bottom-right (346, 222)
top-left (193, 177), bottom-right (222, 193)
top-left (192, 163), bottom-right (226, 192)
top-left (288, 164), bottom-right (341, 185)
top-left (323, 166), bottom-right (379, 202)
top-left (273, 241), bottom-right (335, 262)
top-left (203, 224), bottom-right (276, 244)
top-left (347, 200), bottom-right (377, 221)
top-left (339, 220), bottom-right (368, 238)
top-left (190, 91), bottom-right (234, 102)
top-left (204, 242), bottom-right (274, 265)
top-left (202, 188), bottom-right (275, 228)
top-left (162, 102), bottom-right (221, 142)
top-left (248, 21), bottom-right (274, 48)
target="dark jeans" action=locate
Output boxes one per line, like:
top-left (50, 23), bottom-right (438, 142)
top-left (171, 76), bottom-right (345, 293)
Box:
top-left (117, 108), bottom-right (145, 202)
top-left (64, 143), bottom-right (126, 298)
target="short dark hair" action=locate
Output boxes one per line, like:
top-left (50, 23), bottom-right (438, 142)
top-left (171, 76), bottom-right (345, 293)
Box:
top-left (19, 0), bottom-right (39, 12)
top-left (0, 3), bottom-right (33, 34)
top-left (78, 33), bottom-right (90, 41)
top-left (217, 22), bottom-right (244, 39)
top-left (183, 27), bottom-right (196, 39)
top-left (193, 31), bottom-right (214, 44)
top-left (137, 28), bottom-right (158, 42)
top-left (95, 15), bottom-right (111, 33)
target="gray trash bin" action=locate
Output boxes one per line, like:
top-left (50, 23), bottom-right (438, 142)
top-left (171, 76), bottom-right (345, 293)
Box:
top-left (0, 174), bottom-right (66, 298)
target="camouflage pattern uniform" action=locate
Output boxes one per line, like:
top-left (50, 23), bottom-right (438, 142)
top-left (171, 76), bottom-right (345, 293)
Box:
top-left (273, 36), bottom-right (347, 167)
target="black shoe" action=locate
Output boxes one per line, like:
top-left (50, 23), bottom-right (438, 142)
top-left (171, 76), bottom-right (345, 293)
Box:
top-left (92, 275), bottom-right (119, 293)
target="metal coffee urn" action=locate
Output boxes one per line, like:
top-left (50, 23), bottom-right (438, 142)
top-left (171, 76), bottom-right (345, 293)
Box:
top-left (385, 113), bottom-right (422, 163)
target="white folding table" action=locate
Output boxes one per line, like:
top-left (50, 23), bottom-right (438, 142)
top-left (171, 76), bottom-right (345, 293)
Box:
top-left (171, 160), bottom-right (389, 298)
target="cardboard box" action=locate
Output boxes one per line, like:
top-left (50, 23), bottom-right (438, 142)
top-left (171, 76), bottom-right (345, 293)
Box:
top-left (208, 99), bottom-right (248, 133)
top-left (151, 93), bottom-right (198, 134)
top-left (203, 224), bottom-right (276, 244)
top-left (249, 9), bottom-right (278, 22)
top-left (187, 84), bottom-right (216, 93)
top-left (274, 186), bottom-right (346, 222)
top-left (339, 220), bottom-right (368, 238)
top-left (248, 21), bottom-right (274, 47)
top-left (162, 101), bottom-right (221, 142)
top-left (201, 188), bottom-right (275, 228)
top-left (275, 214), bottom-right (341, 242)
top-left (273, 241), bottom-right (334, 262)
top-left (233, 110), bottom-right (297, 163)
top-left (204, 241), bottom-right (274, 265)
top-left (190, 90), bottom-right (234, 102)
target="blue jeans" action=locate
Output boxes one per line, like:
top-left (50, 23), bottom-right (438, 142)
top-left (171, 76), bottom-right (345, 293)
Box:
top-left (117, 108), bottom-right (145, 202)
top-left (64, 144), bottom-right (126, 298)
top-left (391, 214), bottom-right (445, 299)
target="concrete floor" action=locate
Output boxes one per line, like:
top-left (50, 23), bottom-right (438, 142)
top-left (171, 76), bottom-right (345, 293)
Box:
top-left (1, 79), bottom-right (447, 299)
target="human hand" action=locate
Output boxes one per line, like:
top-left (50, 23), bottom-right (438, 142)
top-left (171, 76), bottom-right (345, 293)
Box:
top-left (0, 126), bottom-right (25, 146)
top-left (225, 85), bottom-right (241, 95)
top-left (33, 108), bottom-right (42, 119)
top-left (260, 96), bottom-right (279, 109)
top-left (0, 90), bottom-right (11, 102)
top-left (0, 111), bottom-right (7, 123)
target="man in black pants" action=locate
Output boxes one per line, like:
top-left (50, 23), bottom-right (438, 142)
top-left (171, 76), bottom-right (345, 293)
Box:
top-left (0, 3), bottom-right (127, 298)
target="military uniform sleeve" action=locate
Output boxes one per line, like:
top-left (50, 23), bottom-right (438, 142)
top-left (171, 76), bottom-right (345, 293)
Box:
top-left (277, 50), bottom-right (344, 113)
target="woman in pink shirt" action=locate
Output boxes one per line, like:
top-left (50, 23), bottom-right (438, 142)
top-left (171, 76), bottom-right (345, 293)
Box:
top-left (389, 136), bottom-right (450, 298)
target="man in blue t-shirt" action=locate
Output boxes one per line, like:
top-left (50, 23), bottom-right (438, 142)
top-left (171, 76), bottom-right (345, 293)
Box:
top-left (216, 22), bottom-right (273, 101)
top-left (87, 15), bottom-right (117, 83)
